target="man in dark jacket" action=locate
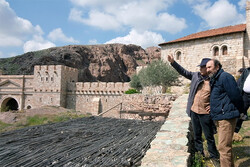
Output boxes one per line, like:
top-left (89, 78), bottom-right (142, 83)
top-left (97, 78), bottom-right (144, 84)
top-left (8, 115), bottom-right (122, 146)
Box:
top-left (167, 55), bottom-right (219, 160)
top-left (206, 59), bottom-right (243, 167)
top-left (235, 67), bottom-right (249, 133)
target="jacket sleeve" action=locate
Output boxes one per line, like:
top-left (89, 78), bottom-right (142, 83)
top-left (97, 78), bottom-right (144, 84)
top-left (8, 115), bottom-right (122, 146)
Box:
top-left (170, 61), bottom-right (193, 80)
top-left (222, 73), bottom-right (244, 112)
top-left (238, 68), bottom-right (249, 93)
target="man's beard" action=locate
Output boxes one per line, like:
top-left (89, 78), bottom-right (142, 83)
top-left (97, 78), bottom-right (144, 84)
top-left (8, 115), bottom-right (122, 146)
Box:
top-left (208, 73), bottom-right (215, 78)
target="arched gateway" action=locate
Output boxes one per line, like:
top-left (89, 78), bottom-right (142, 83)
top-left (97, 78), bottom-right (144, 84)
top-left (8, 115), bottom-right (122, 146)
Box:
top-left (1, 97), bottom-right (19, 111)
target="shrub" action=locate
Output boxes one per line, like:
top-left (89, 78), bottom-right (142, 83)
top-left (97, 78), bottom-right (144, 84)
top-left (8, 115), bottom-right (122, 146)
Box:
top-left (130, 60), bottom-right (179, 91)
top-left (129, 74), bottom-right (142, 91)
top-left (125, 88), bottom-right (139, 94)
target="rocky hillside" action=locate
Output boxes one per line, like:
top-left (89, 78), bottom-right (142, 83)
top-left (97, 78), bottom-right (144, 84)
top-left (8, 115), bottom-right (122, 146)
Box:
top-left (0, 44), bottom-right (161, 82)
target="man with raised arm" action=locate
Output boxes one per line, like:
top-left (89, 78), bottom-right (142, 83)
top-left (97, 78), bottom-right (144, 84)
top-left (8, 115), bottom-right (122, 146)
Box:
top-left (167, 55), bottom-right (219, 165)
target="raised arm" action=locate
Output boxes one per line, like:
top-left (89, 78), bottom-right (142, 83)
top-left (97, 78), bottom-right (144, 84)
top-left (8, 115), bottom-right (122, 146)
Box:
top-left (167, 55), bottom-right (193, 80)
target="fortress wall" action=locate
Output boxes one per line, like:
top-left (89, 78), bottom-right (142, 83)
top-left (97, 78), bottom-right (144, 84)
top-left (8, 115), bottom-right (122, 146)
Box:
top-left (161, 32), bottom-right (245, 74)
top-left (67, 94), bottom-right (123, 117)
top-left (73, 82), bottom-right (130, 94)
top-left (0, 75), bottom-right (33, 93)
top-left (66, 82), bottom-right (130, 115)
top-left (29, 92), bottom-right (62, 109)
top-left (0, 75), bottom-right (26, 87)
top-left (66, 93), bottom-right (177, 121)
top-left (61, 66), bottom-right (78, 91)
top-left (0, 94), bottom-right (22, 110)
top-left (23, 94), bottom-right (33, 109)
top-left (60, 66), bottom-right (78, 107)
top-left (33, 65), bottom-right (63, 91)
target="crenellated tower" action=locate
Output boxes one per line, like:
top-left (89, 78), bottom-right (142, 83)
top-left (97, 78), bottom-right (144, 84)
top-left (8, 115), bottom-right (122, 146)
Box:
top-left (32, 65), bottom-right (78, 108)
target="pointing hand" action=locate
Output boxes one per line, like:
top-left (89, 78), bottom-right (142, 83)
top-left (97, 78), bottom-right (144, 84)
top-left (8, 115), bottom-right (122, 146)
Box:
top-left (167, 54), bottom-right (174, 63)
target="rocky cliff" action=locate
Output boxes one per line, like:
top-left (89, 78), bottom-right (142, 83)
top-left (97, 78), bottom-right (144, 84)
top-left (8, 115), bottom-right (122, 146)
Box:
top-left (0, 44), bottom-right (161, 82)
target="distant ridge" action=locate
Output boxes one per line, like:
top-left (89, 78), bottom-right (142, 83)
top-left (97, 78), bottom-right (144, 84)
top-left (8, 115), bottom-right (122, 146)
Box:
top-left (0, 44), bottom-right (161, 82)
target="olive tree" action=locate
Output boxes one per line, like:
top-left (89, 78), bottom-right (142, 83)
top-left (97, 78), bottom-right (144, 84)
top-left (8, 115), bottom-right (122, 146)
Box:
top-left (130, 60), bottom-right (179, 92)
top-left (129, 74), bottom-right (142, 91)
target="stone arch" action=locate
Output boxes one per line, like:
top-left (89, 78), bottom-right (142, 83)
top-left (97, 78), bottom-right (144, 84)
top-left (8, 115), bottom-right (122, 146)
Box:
top-left (1, 97), bottom-right (19, 111)
top-left (211, 45), bottom-right (219, 56)
top-left (221, 45), bottom-right (228, 55)
top-left (174, 50), bottom-right (182, 61)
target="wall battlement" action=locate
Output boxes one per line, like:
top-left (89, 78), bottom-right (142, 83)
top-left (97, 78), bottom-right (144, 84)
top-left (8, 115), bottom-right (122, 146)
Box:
top-left (68, 82), bottom-right (130, 94)
top-left (0, 64), bottom-right (130, 112)
top-left (34, 65), bottom-right (78, 72)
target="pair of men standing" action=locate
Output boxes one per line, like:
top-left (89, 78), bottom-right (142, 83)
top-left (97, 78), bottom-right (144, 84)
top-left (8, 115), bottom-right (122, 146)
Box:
top-left (168, 55), bottom-right (243, 167)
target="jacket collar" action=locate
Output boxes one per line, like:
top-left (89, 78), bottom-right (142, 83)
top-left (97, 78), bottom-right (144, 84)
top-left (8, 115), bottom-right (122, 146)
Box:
top-left (210, 68), bottom-right (224, 87)
top-left (213, 68), bottom-right (224, 80)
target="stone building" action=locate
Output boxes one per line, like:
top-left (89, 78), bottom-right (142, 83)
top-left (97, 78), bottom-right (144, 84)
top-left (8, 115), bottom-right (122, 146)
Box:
top-left (159, 2), bottom-right (250, 74)
top-left (0, 65), bottom-right (130, 115)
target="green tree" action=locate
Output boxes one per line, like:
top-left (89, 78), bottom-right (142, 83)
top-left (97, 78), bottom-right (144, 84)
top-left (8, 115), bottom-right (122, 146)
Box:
top-left (129, 74), bottom-right (142, 91)
top-left (132, 60), bottom-right (179, 92)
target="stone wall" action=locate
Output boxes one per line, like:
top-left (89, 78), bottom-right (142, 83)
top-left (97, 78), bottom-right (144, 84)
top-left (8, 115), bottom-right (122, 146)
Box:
top-left (0, 75), bottom-right (33, 110)
top-left (101, 94), bottom-right (177, 121)
top-left (161, 32), bottom-right (247, 74)
top-left (141, 94), bottom-right (191, 167)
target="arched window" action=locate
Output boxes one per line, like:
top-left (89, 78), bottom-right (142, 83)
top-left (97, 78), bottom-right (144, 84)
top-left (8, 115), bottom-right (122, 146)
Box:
top-left (222, 46), bottom-right (228, 55)
top-left (176, 51), bottom-right (181, 61)
top-left (213, 47), bottom-right (219, 56)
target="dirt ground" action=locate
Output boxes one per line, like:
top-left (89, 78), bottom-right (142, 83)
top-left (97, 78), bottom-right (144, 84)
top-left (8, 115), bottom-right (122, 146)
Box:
top-left (0, 106), bottom-right (71, 124)
top-left (233, 114), bottom-right (250, 167)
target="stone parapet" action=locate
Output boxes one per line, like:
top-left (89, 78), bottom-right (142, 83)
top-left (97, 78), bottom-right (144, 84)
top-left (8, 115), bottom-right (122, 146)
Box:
top-left (69, 82), bottom-right (130, 95)
top-left (141, 94), bottom-right (191, 167)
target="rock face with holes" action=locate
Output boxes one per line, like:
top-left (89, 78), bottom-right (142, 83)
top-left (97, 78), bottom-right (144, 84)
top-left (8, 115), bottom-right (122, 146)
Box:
top-left (0, 44), bottom-right (161, 82)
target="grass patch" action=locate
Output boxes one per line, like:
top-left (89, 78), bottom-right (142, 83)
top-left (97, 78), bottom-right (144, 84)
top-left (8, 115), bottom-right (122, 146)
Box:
top-left (0, 121), bottom-right (11, 130)
top-left (202, 109), bottom-right (250, 166)
top-left (191, 152), bottom-right (205, 167)
top-left (26, 115), bottom-right (49, 126)
top-left (0, 110), bottom-right (90, 133)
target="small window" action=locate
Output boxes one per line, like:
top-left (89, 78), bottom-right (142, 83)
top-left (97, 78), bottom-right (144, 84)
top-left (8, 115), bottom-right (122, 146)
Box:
top-left (27, 105), bottom-right (31, 109)
top-left (213, 47), bottom-right (219, 56)
top-left (222, 46), bottom-right (228, 55)
top-left (176, 51), bottom-right (181, 61)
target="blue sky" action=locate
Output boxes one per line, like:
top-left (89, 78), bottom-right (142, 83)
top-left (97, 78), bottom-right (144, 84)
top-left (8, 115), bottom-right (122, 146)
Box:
top-left (0, 0), bottom-right (248, 58)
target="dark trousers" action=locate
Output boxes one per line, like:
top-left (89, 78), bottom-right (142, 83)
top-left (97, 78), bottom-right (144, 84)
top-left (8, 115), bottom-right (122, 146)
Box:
top-left (191, 111), bottom-right (219, 158)
top-left (235, 92), bottom-right (250, 133)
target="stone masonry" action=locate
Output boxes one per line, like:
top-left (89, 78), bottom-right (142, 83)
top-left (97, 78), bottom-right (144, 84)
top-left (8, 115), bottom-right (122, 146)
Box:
top-left (141, 94), bottom-right (191, 167)
top-left (160, 2), bottom-right (250, 74)
top-left (0, 65), bottom-right (129, 115)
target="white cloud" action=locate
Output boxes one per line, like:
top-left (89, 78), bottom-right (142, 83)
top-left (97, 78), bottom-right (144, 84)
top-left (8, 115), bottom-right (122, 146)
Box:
top-left (69, 0), bottom-right (186, 33)
top-left (192, 0), bottom-right (245, 29)
top-left (23, 35), bottom-right (56, 53)
top-left (0, 0), bottom-right (43, 47)
top-left (238, 0), bottom-right (247, 10)
top-left (105, 29), bottom-right (165, 48)
top-left (48, 28), bottom-right (79, 43)
top-left (157, 13), bottom-right (187, 34)
top-left (88, 39), bottom-right (98, 44)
